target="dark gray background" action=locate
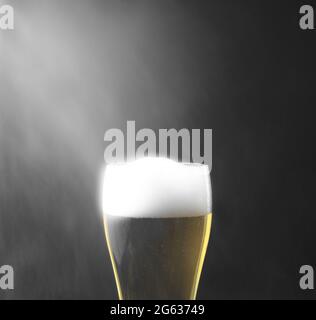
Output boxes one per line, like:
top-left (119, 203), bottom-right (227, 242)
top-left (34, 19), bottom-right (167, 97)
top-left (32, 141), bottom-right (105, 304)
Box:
top-left (0, 0), bottom-right (315, 299)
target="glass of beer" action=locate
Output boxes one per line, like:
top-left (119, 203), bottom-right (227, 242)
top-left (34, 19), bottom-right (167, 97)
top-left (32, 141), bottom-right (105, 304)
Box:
top-left (102, 157), bottom-right (212, 300)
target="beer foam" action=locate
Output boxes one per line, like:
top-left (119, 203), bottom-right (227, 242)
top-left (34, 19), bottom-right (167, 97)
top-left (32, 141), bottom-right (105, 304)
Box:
top-left (102, 157), bottom-right (211, 218)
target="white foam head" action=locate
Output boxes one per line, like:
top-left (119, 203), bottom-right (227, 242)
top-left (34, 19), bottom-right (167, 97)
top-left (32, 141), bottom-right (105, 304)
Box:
top-left (102, 157), bottom-right (211, 218)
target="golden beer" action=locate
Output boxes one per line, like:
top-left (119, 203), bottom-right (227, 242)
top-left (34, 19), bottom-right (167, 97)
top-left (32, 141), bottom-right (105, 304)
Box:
top-left (104, 214), bottom-right (211, 300)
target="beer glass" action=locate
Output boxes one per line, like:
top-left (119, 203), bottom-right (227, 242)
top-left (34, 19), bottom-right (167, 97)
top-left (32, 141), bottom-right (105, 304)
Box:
top-left (102, 158), bottom-right (212, 300)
